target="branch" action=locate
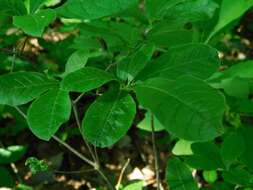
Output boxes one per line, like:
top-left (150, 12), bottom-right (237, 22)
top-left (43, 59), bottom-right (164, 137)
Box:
top-left (151, 113), bottom-right (161, 190)
top-left (116, 158), bottom-right (130, 190)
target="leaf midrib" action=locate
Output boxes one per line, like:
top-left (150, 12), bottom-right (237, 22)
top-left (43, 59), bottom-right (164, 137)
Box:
top-left (93, 91), bottom-right (121, 146)
top-left (137, 84), bottom-right (206, 123)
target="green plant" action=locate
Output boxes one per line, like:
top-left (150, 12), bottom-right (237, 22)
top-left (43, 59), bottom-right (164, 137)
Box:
top-left (1, 0), bottom-right (253, 189)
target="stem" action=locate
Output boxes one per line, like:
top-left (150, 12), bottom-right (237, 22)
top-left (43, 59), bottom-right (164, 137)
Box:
top-left (13, 106), bottom-right (96, 167)
top-left (54, 134), bottom-right (114, 190)
top-left (72, 102), bottom-right (97, 162)
top-left (14, 105), bottom-right (114, 189)
top-left (10, 163), bottom-right (23, 183)
top-left (19, 37), bottom-right (28, 55)
top-left (52, 135), bottom-right (95, 167)
top-left (94, 145), bottom-right (100, 167)
top-left (10, 37), bottom-right (28, 73)
top-left (73, 92), bottom-right (86, 104)
top-left (116, 159), bottom-right (130, 190)
top-left (151, 113), bottom-right (160, 190)
top-left (10, 47), bottom-right (16, 73)
top-left (97, 169), bottom-right (115, 190)
top-left (54, 168), bottom-right (95, 174)
top-left (14, 106), bottom-right (27, 119)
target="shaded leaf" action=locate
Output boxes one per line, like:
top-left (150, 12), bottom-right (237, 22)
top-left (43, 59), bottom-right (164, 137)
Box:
top-left (27, 0), bottom-right (47, 13)
top-left (165, 0), bottom-right (218, 22)
top-left (185, 142), bottom-right (224, 170)
top-left (166, 157), bottom-right (198, 190)
top-left (117, 44), bottom-right (155, 82)
top-left (146, 21), bottom-right (197, 47)
top-left (0, 0), bottom-right (27, 16)
top-left (222, 167), bottom-right (253, 186)
top-left (221, 132), bottom-right (245, 169)
top-left (240, 126), bottom-right (253, 172)
top-left (78, 21), bottom-right (141, 51)
top-left (145, 0), bottom-right (183, 21)
top-left (0, 166), bottom-right (14, 188)
top-left (137, 43), bottom-right (219, 81)
top-left (57, 0), bottom-right (138, 20)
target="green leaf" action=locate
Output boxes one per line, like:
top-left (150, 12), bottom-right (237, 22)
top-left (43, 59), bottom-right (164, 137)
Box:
top-left (219, 77), bottom-right (250, 98)
top-left (0, 72), bottom-right (58, 106)
top-left (64, 50), bottom-right (88, 75)
top-left (166, 157), bottom-right (198, 190)
top-left (25, 157), bottom-right (49, 174)
top-left (78, 21), bottom-right (141, 50)
top-left (57, 0), bottom-right (138, 20)
top-left (146, 21), bottom-right (197, 47)
top-left (63, 50), bottom-right (103, 76)
top-left (164, 0), bottom-right (218, 24)
top-left (0, 166), bottom-right (14, 187)
top-left (0, 145), bottom-right (27, 164)
top-left (209, 0), bottom-right (253, 40)
top-left (240, 126), bottom-right (253, 172)
top-left (82, 87), bottom-right (136, 147)
top-left (16, 184), bottom-right (33, 190)
top-left (185, 142), bottom-right (224, 170)
top-left (210, 61), bottom-right (253, 80)
top-left (61, 67), bottom-right (116, 93)
top-left (221, 132), bottom-right (245, 169)
top-left (137, 110), bottom-right (164, 132)
top-left (123, 181), bottom-right (143, 190)
top-left (134, 76), bottom-right (225, 141)
top-left (0, 0), bottom-right (27, 16)
top-left (27, 89), bottom-right (71, 141)
top-left (13, 9), bottom-right (56, 37)
top-left (203, 170), bottom-right (218, 184)
top-left (27, 0), bottom-right (47, 14)
top-left (136, 43), bottom-right (220, 81)
top-left (117, 44), bottom-right (155, 82)
top-left (223, 61), bottom-right (253, 78)
top-left (172, 139), bottom-right (193, 156)
top-left (222, 167), bottom-right (253, 186)
top-left (208, 61), bottom-right (253, 97)
top-left (145, 0), bottom-right (184, 21)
